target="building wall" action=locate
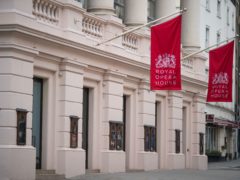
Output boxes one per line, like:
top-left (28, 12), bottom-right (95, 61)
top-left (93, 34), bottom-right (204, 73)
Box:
top-left (200, 0), bottom-right (238, 159)
top-left (200, 0), bottom-right (236, 115)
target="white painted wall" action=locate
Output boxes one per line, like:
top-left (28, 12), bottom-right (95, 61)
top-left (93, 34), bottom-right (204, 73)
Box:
top-left (200, 0), bottom-right (236, 119)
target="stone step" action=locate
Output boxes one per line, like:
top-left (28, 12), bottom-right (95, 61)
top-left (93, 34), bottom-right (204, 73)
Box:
top-left (86, 169), bottom-right (100, 174)
top-left (36, 170), bottom-right (66, 180)
top-left (36, 170), bottom-right (56, 175)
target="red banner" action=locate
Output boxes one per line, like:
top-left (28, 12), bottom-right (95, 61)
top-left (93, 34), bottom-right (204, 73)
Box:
top-left (150, 15), bottom-right (182, 90)
top-left (207, 41), bottom-right (234, 102)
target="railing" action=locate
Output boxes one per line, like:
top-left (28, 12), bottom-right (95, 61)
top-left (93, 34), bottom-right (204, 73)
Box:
top-left (33, 0), bottom-right (59, 25)
top-left (82, 16), bottom-right (104, 38)
top-left (122, 33), bottom-right (138, 51)
top-left (182, 58), bottom-right (193, 70)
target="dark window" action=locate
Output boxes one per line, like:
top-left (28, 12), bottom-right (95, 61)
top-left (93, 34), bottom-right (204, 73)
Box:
top-left (114, 0), bottom-right (125, 19)
top-left (70, 116), bottom-right (79, 148)
top-left (199, 133), bottom-right (204, 155)
top-left (148, 0), bottom-right (156, 22)
top-left (75, 0), bottom-right (87, 8)
top-left (16, 109), bottom-right (28, 145)
top-left (109, 122), bottom-right (124, 150)
top-left (175, 129), bottom-right (181, 153)
top-left (144, 126), bottom-right (156, 152)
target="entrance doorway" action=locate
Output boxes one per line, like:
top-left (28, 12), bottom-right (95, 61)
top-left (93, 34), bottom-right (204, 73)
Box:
top-left (32, 78), bottom-right (43, 169)
top-left (82, 87), bottom-right (89, 169)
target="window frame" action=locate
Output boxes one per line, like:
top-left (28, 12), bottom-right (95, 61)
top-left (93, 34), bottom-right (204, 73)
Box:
top-left (217, 0), bottom-right (221, 18)
top-left (232, 12), bottom-right (235, 31)
top-left (148, 0), bottom-right (156, 22)
top-left (205, 26), bottom-right (210, 48)
top-left (16, 109), bottom-right (28, 146)
top-left (144, 126), bottom-right (156, 152)
top-left (114, 0), bottom-right (125, 20)
top-left (227, 7), bottom-right (230, 25)
top-left (206, 125), bottom-right (218, 152)
top-left (109, 122), bottom-right (124, 151)
top-left (175, 129), bottom-right (181, 154)
top-left (206, 0), bottom-right (210, 11)
top-left (217, 31), bottom-right (221, 45)
top-left (199, 133), bottom-right (204, 155)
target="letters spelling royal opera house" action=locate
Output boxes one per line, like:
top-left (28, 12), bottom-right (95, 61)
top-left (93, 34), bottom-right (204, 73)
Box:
top-left (0, 0), bottom-right (239, 180)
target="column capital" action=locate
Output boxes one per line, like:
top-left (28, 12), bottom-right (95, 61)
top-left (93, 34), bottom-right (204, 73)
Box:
top-left (103, 69), bottom-right (126, 83)
top-left (60, 58), bottom-right (88, 74)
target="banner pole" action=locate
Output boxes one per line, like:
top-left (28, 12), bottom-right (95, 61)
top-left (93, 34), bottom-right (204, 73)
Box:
top-left (96, 8), bottom-right (187, 46)
top-left (182, 35), bottom-right (238, 60)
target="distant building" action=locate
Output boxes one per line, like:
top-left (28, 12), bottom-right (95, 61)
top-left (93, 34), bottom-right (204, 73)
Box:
top-left (201, 0), bottom-right (239, 161)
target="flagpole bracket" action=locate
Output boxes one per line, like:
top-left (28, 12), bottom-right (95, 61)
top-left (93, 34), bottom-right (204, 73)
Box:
top-left (182, 8), bottom-right (187, 12)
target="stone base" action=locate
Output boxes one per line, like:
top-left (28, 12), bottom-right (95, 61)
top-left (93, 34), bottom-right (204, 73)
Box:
top-left (192, 155), bottom-right (208, 170)
top-left (167, 153), bottom-right (185, 169)
top-left (101, 150), bottom-right (125, 173)
top-left (137, 152), bottom-right (158, 171)
top-left (0, 145), bottom-right (36, 180)
top-left (56, 148), bottom-right (85, 178)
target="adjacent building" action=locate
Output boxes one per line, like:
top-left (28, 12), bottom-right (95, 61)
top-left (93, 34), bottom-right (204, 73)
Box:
top-left (201, 0), bottom-right (239, 161)
top-left (0, 0), bottom-right (238, 180)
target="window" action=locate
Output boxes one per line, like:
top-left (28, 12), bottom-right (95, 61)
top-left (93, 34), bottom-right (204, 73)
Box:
top-left (144, 126), bottom-right (156, 152)
top-left (206, 0), bottom-right (210, 11)
top-left (217, 0), bottom-right (221, 18)
top-left (148, 0), bottom-right (156, 22)
top-left (175, 129), bottom-right (181, 153)
top-left (176, 0), bottom-right (180, 10)
top-left (206, 125), bottom-right (218, 151)
top-left (75, 0), bottom-right (87, 8)
top-left (70, 116), bottom-right (79, 148)
top-left (199, 133), bottom-right (204, 155)
top-left (114, 0), bottom-right (125, 20)
top-left (227, 7), bottom-right (229, 25)
top-left (217, 31), bottom-right (221, 45)
top-left (16, 109), bottom-right (28, 145)
top-left (109, 122), bottom-right (124, 150)
top-left (232, 13), bottom-right (235, 30)
top-left (205, 26), bottom-right (210, 48)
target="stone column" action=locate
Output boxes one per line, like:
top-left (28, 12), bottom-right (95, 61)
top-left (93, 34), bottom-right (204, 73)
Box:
top-left (166, 91), bottom-right (184, 169)
top-left (0, 0), bottom-right (32, 14)
top-left (181, 0), bottom-right (201, 48)
top-left (101, 70), bottom-right (126, 173)
top-left (87, 0), bottom-right (115, 15)
top-left (0, 45), bottom-right (37, 180)
top-left (124, 0), bottom-right (148, 26)
top-left (56, 59), bottom-right (87, 178)
top-left (136, 80), bottom-right (158, 171)
top-left (191, 95), bottom-right (207, 170)
top-left (155, 0), bottom-right (180, 18)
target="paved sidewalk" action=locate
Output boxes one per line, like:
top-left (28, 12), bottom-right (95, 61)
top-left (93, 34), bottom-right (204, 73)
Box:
top-left (37, 159), bottom-right (240, 180)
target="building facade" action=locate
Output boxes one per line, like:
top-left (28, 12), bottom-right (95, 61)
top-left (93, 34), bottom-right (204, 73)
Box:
top-left (199, 0), bottom-right (239, 161)
top-left (0, 0), bottom-right (234, 179)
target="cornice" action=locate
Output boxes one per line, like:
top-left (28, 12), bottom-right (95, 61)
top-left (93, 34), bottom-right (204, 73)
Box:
top-left (0, 24), bottom-right (150, 71)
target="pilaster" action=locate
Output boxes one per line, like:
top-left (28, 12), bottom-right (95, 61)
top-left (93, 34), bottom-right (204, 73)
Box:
top-left (101, 70), bottom-right (126, 173)
top-left (0, 45), bottom-right (36, 180)
top-left (167, 91), bottom-right (185, 169)
top-left (56, 58), bottom-right (87, 178)
top-left (191, 95), bottom-right (207, 170)
top-left (137, 80), bottom-right (158, 171)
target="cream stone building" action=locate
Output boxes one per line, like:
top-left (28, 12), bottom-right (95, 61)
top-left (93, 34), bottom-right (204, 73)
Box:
top-left (0, 0), bottom-right (219, 179)
top-left (199, 0), bottom-right (239, 161)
